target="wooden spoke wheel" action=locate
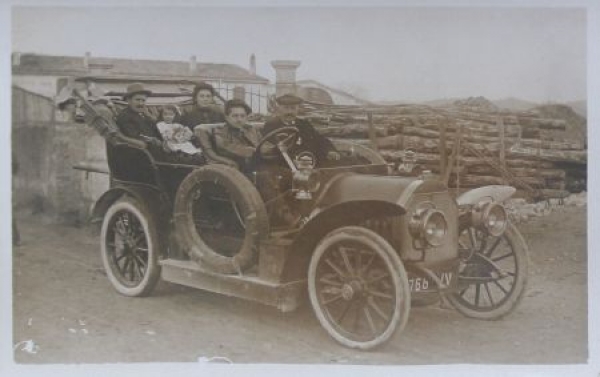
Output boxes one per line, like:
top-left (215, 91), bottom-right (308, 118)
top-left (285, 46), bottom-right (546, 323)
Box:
top-left (308, 226), bottom-right (410, 350)
top-left (100, 197), bottom-right (161, 297)
top-left (448, 222), bottom-right (529, 320)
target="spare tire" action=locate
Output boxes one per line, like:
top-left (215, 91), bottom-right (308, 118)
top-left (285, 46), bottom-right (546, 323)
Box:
top-left (173, 165), bottom-right (269, 274)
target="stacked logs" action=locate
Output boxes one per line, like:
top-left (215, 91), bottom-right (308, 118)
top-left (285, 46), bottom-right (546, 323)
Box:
top-left (301, 102), bottom-right (586, 197)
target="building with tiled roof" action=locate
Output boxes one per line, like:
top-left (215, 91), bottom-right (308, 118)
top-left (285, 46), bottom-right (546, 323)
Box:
top-left (12, 52), bottom-right (271, 113)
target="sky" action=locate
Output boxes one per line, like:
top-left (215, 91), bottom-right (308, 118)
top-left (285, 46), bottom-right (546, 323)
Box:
top-left (11, 7), bottom-right (586, 103)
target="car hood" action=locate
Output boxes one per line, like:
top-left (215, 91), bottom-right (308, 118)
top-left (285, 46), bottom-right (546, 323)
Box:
top-left (313, 173), bottom-right (448, 212)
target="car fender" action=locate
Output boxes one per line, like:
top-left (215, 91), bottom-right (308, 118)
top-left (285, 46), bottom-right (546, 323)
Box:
top-left (456, 185), bottom-right (516, 206)
top-left (280, 174), bottom-right (446, 282)
top-left (90, 185), bottom-right (166, 225)
top-left (281, 199), bottom-right (406, 282)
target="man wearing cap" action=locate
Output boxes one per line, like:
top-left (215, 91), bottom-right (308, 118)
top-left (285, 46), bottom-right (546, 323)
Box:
top-left (115, 83), bottom-right (165, 149)
top-left (180, 81), bottom-right (225, 129)
top-left (262, 93), bottom-right (340, 165)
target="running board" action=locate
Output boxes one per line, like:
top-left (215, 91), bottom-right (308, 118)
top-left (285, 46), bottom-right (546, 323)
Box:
top-left (160, 259), bottom-right (306, 312)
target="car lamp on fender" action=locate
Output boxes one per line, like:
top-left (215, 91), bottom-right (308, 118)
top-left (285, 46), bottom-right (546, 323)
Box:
top-left (470, 201), bottom-right (508, 237)
top-left (409, 207), bottom-right (449, 248)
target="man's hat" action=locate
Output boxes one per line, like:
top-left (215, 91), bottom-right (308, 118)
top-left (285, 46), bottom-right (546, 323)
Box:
top-left (225, 99), bottom-right (252, 115)
top-left (275, 93), bottom-right (304, 106)
top-left (123, 83), bottom-right (152, 100)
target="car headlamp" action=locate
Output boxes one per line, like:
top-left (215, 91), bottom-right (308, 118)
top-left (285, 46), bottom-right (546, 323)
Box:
top-left (471, 202), bottom-right (508, 237)
top-left (409, 208), bottom-right (448, 247)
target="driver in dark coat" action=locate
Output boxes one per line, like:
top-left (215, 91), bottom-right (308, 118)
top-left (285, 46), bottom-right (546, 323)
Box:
top-left (262, 94), bottom-right (340, 165)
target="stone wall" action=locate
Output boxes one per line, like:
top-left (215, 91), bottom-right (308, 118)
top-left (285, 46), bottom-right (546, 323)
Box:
top-left (13, 120), bottom-right (108, 224)
top-left (12, 85), bottom-right (110, 223)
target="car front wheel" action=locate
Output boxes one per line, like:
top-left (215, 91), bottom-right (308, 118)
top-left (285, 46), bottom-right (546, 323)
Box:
top-left (308, 226), bottom-right (410, 350)
top-left (448, 222), bottom-right (529, 320)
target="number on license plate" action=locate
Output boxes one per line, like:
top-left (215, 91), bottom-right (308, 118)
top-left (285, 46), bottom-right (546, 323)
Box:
top-left (409, 272), bottom-right (453, 292)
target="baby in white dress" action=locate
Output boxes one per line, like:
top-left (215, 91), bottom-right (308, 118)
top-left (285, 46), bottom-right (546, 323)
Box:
top-left (156, 105), bottom-right (202, 155)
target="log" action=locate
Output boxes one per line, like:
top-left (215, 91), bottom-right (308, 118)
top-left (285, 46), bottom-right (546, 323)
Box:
top-left (518, 117), bottom-right (567, 131)
top-left (452, 175), bottom-right (545, 188)
top-left (468, 166), bottom-right (566, 180)
top-left (346, 135), bottom-right (503, 155)
top-left (538, 170), bottom-right (567, 180)
top-left (539, 189), bottom-right (570, 198)
top-left (318, 124), bottom-right (388, 138)
top-left (377, 148), bottom-right (558, 169)
top-left (545, 180), bottom-right (567, 190)
top-left (506, 159), bottom-right (555, 169)
top-left (392, 121), bottom-right (524, 142)
top-left (517, 139), bottom-right (584, 151)
top-left (508, 146), bottom-right (587, 163)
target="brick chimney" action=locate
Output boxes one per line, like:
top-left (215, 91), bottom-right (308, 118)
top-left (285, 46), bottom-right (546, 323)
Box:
top-left (83, 51), bottom-right (91, 69)
top-left (249, 54), bottom-right (256, 75)
top-left (271, 60), bottom-right (301, 96)
top-left (190, 55), bottom-right (197, 72)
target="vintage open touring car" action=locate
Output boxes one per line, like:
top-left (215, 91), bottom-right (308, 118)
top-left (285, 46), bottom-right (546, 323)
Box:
top-left (74, 90), bottom-right (528, 350)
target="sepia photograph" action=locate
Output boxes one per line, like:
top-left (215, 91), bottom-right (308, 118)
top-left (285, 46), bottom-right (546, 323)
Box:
top-left (3, 1), bottom-right (597, 376)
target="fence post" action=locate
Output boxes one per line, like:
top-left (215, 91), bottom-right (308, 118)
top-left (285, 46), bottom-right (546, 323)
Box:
top-left (440, 117), bottom-right (448, 177)
top-left (367, 112), bottom-right (378, 152)
top-left (497, 115), bottom-right (506, 184)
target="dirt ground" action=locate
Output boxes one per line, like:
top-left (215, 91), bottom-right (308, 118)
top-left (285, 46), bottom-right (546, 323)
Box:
top-left (11, 204), bottom-right (587, 365)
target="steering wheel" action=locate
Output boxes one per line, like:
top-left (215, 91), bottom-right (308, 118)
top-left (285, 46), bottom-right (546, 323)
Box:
top-left (255, 126), bottom-right (300, 162)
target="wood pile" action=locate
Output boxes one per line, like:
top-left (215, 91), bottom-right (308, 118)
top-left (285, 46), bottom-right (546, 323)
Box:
top-left (300, 100), bottom-right (586, 197)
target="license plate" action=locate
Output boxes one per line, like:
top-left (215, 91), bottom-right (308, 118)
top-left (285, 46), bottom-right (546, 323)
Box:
top-left (408, 271), bottom-right (455, 293)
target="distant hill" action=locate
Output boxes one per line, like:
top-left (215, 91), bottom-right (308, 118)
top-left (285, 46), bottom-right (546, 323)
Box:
top-left (377, 96), bottom-right (586, 121)
top-left (421, 98), bottom-right (459, 107)
top-left (420, 97), bottom-right (537, 110)
top-left (453, 96), bottom-right (498, 111)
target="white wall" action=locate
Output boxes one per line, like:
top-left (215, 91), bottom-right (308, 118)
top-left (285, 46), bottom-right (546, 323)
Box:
top-left (12, 75), bottom-right (61, 98)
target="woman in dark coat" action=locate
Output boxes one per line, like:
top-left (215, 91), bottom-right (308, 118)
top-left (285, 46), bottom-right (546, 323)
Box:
top-left (179, 82), bottom-right (225, 130)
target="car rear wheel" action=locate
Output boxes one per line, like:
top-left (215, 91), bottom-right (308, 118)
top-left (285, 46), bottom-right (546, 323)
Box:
top-left (100, 196), bottom-right (161, 297)
top-left (448, 222), bottom-right (528, 320)
top-left (308, 226), bottom-right (410, 350)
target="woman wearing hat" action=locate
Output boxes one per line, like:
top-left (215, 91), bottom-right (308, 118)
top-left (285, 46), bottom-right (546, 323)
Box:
top-left (179, 81), bottom-right (225, 130)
